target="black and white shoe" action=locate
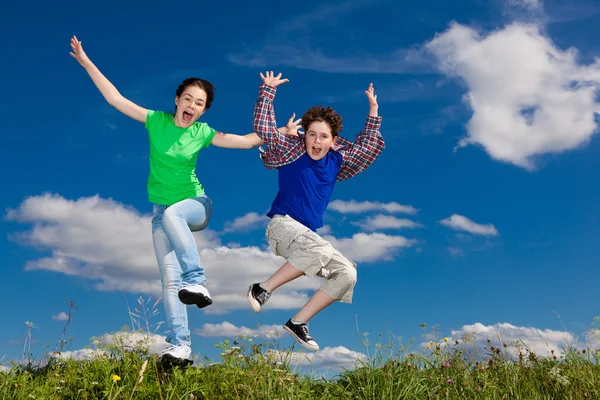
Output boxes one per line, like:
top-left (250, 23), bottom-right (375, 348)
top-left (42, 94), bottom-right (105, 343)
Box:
top-left (283, 319), bottom-right (319, 351)
top-left (159, 344), bottom-right (193, 370)
top-left (247, 283), bottom-right (271, 313)
top-left (178, 284), bottom-right (212, 308)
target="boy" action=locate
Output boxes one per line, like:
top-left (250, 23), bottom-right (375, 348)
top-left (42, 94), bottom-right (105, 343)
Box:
top-left (247, 71), bottom-right (385, 351)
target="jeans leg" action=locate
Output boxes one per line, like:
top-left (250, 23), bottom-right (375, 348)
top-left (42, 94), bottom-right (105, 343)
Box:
top-left (161, 196), bottom-right (213, 285)
top-left (152, 205), bottom-right (190, 346)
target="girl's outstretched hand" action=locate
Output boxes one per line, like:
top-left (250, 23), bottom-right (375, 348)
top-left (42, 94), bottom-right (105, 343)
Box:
top-left (69, 35), bottom-right (90, 68)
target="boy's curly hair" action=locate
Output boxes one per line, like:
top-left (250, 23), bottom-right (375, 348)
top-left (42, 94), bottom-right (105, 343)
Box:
top-left (301, 106), bottom-right (343, 137)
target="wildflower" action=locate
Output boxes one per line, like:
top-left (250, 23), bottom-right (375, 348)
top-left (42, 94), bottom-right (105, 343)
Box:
top-left (112, 375), bottom-right (121, 382)
top-left (442, 361), bottom-right (451, 367)
top-left (190, 394), bottom-right (196, 399)
top-left (443, 337), bottom-right (449, 343)
top-left (420, 323), bottom-right (427, 328)
top-left (446, 379), bottom-right (453, 384)
top-left (475, 387), bottom-right (482, 392)
top-left (426, 342), bottom-right (432, 349)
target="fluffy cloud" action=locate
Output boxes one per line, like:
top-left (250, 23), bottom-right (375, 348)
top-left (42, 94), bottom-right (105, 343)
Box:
top-left (0, 365), bottom-right (11, 373)
top-left (7, 194), bottom-right (408, 314)
top-left (423, 322), bottom-right (599, 358)
top-left (325, 233), bottom-right (417, 262)
top-left (51, 331), bottom-right (169, 361)
top-left (440, 214), bottom-right (499, 236)
top-left (224, 212), bottom-right (269, 233)
top-left (329, 200), bottom-right (417, 215)
top-left (195, 321), bottom-right (284, 338)
top-left (269, 346), bottom-right (367, 370)
top-left (426, 22), bottom-right (600, 169)
top-left (351, 215), bottom-right (422, 231)
top-left (52, 312), bottom-right (69, 321)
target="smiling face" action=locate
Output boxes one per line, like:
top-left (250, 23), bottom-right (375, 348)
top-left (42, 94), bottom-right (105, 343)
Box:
top-left (301, 106), bottom-right (343, 160)
top-left (305, 121), bottom-right (336, 160)
top-left (174, 86), bottom-right (208, 128)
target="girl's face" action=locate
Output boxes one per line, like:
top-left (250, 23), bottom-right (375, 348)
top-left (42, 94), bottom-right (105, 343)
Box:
top-left (174, 85), bottom-right (208, 128)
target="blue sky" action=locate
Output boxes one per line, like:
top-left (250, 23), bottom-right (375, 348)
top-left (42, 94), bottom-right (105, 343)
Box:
top-left (1, 0), bottom-right (600, 370)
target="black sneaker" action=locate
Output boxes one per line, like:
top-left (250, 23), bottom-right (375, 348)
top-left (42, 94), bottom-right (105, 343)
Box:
top-left (178, 284), bottom-right (212, 308)
top-left (283, 319), bottom-right (319, 351)
top-left (247, 283), bottom-right (271, 313)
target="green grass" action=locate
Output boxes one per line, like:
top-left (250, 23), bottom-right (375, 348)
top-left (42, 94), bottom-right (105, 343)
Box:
top-left (2, 327), bottom-right (600, 400)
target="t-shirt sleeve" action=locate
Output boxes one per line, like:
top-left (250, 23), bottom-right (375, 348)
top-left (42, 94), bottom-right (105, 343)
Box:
top-left (198, 123), bottom-right (217, 149)
top-left (145, 110), bottom-right (163, 137)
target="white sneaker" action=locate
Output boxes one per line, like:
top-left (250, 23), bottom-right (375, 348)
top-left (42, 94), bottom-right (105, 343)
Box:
top-left (160, 343), bottom-right (193, 369)
top-left (178, 284), bottom-right (212, 308)
top-left (160, 343), bottom-right (191, 360)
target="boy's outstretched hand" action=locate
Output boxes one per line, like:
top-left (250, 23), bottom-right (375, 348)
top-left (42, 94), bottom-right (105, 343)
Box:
top-left (284, 113), bottom-right (303, 136)
top-left (365, 83), bottom-right (379, 117)
top-left (69, 35), bottom-right (90, 68)
top-left (260, 71), bottom-right (289, 88)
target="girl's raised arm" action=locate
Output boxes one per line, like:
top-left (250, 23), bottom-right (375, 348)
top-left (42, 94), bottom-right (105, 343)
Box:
top-left (70, 35), bottom-right (148, 123)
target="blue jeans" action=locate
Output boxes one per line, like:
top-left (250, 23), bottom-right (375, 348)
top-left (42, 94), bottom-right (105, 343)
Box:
top-left (151, 195), bottom-right (213, 346)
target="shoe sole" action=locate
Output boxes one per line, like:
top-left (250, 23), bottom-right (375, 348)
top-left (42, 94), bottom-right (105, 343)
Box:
top-left (247, 286), bottom-right (261, 313)
top-left (178, 290), bottom-right (213, 308)
top-left (160, 354), bottom-right (193, 370)
top-left (283, 325), bottom-right (319, 351)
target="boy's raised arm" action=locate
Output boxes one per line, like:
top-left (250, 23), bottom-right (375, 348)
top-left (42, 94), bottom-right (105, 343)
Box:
top-left (336, 83), bottom-right (385, 181)
top-left (253, 71), bottom-right (300, 157)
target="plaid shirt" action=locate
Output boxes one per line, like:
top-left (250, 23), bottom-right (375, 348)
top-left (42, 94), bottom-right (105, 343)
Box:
top-left (254, 85), bottom-right (385, 181)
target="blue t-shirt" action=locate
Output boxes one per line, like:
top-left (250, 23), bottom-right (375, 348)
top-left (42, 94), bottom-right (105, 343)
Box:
top-left (267, 152), bottom-right (343, 231)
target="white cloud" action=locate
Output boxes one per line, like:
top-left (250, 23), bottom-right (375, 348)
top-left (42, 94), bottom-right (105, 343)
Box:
top-left (5, 194), bottom-right (317, 314)
top-left (351, 215), bottom-right (422, 231)
top-left (325, 233), bottom-right (417, 262)
top-left (52, 331), bottom-right (170, 360)
top-left (195, 321), bottom-right (284, 338)
top-left (446, 247), bottom-right (464, 257)
top-left (318, 225), bottom-right (332, 235)
top-left (426, 22), bottom-right (600, 170)
top-left (423, 322), bottom-right (599, 358)
top-left (224, 212), bottom-right (269, 233)
top-left (0, 365), bottom-right (10, 373)
top-left (52, 312), bottom-right (69, 321)
top-left (440, 214), bottom-right (499, 236)
top-left (507, 0), bottom-right (543, 11)
top-left (329, 200), bottom-right (417, 215)
top-left (6, 195), bottom-right (413, 316)
top-left (268, 346), bottom-right (367, 370)
top-left (227, 0), bottom-right (430, 75)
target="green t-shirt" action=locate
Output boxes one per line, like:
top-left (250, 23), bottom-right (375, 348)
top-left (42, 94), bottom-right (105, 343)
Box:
top-left (145, 110), bottom-right (216, 205)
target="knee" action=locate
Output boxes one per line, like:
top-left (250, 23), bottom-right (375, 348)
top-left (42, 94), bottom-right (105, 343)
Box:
top-left (335, 264), bottom-right (357, 287)
top-left (162, 276), bottom-right (182, 291)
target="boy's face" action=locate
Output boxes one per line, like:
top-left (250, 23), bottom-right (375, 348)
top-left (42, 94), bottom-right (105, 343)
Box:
top-left (305, 121), bottom-right (336, 161)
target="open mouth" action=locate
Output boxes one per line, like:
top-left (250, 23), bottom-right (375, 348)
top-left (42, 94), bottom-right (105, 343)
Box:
top-left (311, 146), bottom-right (322, 157)
top-left (182, 111), bottom-right (194, 124)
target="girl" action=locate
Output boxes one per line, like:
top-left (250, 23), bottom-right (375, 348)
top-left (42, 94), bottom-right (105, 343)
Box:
top-left (69, 37), bottom-right (299, 365)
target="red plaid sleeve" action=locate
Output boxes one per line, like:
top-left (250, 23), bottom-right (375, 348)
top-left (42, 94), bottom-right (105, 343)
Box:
top-left (254, 85), bottom-right (305, 169)
top-left (336, 116), bottom-right (385, 181)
